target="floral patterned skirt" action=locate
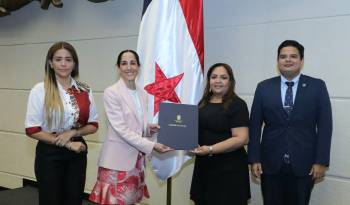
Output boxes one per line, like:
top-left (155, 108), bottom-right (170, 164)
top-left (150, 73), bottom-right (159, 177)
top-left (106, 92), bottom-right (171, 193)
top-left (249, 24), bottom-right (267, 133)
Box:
top-left (89, 153), bottom-right (150, 205)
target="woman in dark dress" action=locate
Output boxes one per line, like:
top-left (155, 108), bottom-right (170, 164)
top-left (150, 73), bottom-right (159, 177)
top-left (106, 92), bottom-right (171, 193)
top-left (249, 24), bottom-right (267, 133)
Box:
top-left (190, 63), bottom-right (251, 205)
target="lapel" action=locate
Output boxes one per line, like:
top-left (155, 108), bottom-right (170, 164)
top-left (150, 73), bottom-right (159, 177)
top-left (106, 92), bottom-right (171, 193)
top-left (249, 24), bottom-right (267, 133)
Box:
top-left (117, 80), bottom-right (142, 127)
top-left (290, 74), bottom-right (307, 117)
top-left (272, 77), bottom-right (287, 116)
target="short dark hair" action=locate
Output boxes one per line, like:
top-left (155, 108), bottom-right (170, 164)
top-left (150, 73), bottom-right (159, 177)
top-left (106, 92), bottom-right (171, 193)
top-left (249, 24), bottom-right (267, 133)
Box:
top-left (116, 49), bottom-right (140, 67)
top-left (278, 40), bottom-right (304, 59)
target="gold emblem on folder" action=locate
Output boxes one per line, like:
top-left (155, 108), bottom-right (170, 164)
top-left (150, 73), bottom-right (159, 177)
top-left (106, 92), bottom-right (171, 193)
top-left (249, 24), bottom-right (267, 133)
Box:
top-left (175, 114), bottom-right (183, 124)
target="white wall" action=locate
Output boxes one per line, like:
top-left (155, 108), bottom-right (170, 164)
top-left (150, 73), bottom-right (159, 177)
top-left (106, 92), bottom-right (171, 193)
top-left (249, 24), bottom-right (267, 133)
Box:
top-left (0, 0), bottom-right (349, 205)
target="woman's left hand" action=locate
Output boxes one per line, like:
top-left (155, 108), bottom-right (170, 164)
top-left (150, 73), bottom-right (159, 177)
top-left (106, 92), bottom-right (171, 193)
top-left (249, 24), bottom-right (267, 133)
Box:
top-left (69, 141), bottom-right (86, 153)
top-left (154, 143), bottom-right (173, 153)
top-left (149, 124), bottom-right (160, 134)
top-left (54, 129), bottom-right (77, 147)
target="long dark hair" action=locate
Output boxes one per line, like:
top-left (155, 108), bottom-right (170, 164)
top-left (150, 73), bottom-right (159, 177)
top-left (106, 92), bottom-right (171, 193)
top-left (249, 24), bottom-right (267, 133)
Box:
top-left (199, 63), bottom-right (236, 110)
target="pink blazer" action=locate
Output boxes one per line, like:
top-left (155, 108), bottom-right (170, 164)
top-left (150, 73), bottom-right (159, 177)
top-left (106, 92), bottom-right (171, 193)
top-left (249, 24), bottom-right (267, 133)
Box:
top-left (98, 79), bottom-right (155, 171)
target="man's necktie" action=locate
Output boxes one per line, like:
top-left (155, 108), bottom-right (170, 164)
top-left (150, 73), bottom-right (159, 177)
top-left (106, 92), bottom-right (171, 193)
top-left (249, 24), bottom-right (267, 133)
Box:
top-left (284, 81), bottom-right (294, 115)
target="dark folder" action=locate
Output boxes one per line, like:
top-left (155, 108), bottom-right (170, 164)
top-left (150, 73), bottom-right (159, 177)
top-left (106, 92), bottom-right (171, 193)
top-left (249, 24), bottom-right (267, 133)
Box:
top-left (158, 102), bottom-right (198, 150)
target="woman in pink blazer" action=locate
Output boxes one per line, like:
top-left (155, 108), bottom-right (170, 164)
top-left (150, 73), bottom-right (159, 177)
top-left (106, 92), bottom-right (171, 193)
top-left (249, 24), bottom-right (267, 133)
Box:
top-left (89, 50), bottom-right (171, 205)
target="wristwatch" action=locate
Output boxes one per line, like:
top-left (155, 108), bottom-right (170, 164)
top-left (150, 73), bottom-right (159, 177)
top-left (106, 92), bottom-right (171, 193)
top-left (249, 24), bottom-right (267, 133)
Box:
top-left (208, 146), bottom-right (213, 156)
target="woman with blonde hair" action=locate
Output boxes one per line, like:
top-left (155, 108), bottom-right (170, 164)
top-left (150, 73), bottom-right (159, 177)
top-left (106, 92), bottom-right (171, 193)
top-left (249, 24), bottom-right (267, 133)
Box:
top-left (25, 41), bottom-right (98, 205)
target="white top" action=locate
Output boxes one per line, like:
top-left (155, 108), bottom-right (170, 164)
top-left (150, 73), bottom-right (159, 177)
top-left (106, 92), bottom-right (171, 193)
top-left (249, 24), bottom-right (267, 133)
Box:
top-left (25, 78), bottom-right (98, 134)
top-left (128, 88), bottom-right (144, 128)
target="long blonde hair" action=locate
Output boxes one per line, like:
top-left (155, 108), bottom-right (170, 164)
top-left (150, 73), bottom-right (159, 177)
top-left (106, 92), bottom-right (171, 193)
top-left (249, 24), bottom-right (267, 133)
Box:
top-left (44, 42), bottom-right (79, 129)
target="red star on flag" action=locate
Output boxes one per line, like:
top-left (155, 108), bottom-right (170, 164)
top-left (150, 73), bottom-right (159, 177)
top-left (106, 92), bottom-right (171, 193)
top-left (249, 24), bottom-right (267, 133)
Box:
top-left (144, 63), bottom-right (184, 115)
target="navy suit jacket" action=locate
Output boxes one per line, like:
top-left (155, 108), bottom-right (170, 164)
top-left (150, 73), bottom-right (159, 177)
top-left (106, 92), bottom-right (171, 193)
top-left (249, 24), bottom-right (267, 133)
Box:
top-left (248, 74), bottom-right (332, 176)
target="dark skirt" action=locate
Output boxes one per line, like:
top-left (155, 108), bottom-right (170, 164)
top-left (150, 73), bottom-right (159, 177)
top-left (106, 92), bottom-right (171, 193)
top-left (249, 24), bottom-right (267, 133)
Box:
top-left (190, 148), bottom-right (251, 205)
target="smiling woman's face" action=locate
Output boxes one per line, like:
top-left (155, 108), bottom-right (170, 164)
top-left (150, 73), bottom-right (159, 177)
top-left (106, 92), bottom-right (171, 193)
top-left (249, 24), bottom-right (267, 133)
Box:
top-left (118, 51), bottom-right (140, 82)
top-left (209, 66), bottom-right (230, 97)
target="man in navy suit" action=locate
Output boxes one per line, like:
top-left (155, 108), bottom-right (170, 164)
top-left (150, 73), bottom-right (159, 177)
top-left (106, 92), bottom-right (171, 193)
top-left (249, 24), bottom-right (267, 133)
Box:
top-left (248, 40), bottom-right (332, 205)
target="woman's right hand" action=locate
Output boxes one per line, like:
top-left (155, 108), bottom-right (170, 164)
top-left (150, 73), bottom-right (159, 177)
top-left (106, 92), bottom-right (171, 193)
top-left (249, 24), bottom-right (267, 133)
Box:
top-left (190, 145), bottom-right (211, 156)
top-left (54, 129), bottom-right (77, 147)
top-left (67, 141), bottom-right (86, 153)
top-left (149, 124), bottom-right (160, 134)
top-left (153, 143), bottom-right (173, 153)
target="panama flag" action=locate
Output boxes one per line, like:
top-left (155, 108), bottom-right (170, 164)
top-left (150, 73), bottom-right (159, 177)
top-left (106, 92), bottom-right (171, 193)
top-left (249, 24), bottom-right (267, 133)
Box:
top-left (137, 0), bottom-right (204, 180)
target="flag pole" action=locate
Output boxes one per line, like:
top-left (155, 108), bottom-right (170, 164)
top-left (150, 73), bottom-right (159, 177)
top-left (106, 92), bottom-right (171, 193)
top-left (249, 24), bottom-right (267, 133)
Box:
top-left (166, 177), bottom-right (172, 205)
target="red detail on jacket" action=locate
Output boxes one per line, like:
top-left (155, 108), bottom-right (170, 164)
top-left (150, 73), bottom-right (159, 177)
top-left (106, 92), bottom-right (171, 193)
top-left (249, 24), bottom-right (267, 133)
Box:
top-left (26, 126), bottom-right (42, 135)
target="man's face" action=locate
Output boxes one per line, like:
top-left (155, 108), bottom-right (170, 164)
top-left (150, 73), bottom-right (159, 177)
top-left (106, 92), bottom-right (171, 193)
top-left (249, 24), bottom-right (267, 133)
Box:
top-left (278, 46), bottom-right (304, 80)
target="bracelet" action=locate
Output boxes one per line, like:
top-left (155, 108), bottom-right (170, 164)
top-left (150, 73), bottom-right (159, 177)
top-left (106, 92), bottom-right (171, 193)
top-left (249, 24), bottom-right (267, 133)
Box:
top-left (208, 146), bottom-right (213, 156)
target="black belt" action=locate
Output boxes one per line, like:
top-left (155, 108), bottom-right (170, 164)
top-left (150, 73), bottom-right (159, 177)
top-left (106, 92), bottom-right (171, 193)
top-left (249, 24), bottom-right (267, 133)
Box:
top-left (71, 136), bottom-right (84, 142)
